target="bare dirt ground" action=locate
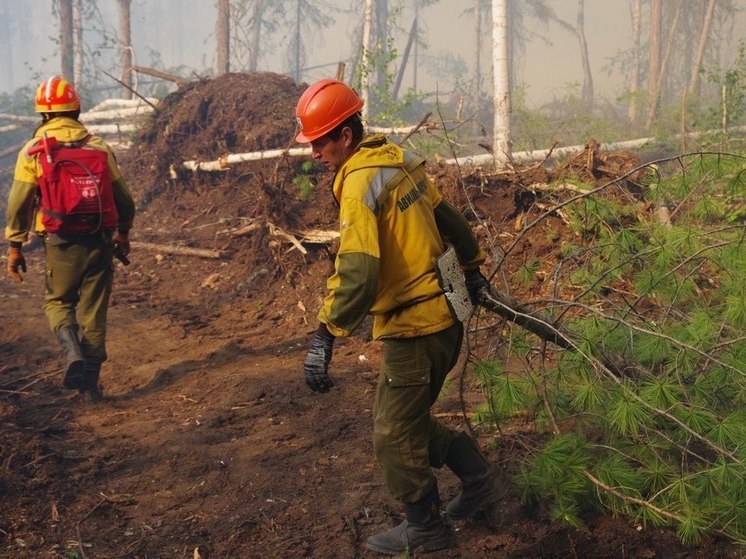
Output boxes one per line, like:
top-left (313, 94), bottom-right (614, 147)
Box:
top-left (1, 73), bottom-right (742, 558)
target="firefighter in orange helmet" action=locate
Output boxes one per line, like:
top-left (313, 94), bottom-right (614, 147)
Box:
top-left (5, 76), bottom-right (136, 400)
top-left (295, 79), bottom-right (507, 554)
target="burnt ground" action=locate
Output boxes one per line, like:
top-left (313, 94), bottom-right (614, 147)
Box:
top-left (1, 72), bottom-right (742, 558)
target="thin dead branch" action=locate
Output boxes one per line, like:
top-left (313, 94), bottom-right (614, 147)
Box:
top-left (132, 64), bottom-right (188, 87)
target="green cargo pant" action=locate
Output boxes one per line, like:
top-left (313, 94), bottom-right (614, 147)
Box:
top-left (372, 321), bottom-right (463, 503)
top-left (42, 234), bottom-right (114, 364)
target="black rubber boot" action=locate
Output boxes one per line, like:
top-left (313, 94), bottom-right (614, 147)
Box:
top-left (366, 484), bottom-right (451, 555)
top-left (57, 326), bottom-right (86, 390)
top-left (79, 362), bottom-right (103, 401)
top-left (445, 433), bottom-right (509, 519)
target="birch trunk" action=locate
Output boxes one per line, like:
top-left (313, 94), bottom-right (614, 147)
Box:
top-left (491, 0), bottom-right (511, 168)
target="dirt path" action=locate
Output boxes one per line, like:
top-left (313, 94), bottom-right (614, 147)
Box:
top-left (3, 250), bottom-right (739, 559)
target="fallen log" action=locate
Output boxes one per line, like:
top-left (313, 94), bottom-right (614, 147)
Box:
top-left (0, 144), bottom-right (23, 159)
top-left (131, 241), bottom-right (223, 259)
top-left (0, 113), bottom-right (37, 123)
top-left (86, 98), bottom-right (159, 112)
top-left (80, 106), bottom-right (154, 123)
top-left (446, 125), bottom-right (746, 167)
top-left (177, 114), bottom-right (435, 172)
top-left (181, 147), bottom-right (312, 171)
top-left (85, 123), bottom-right (137, 135)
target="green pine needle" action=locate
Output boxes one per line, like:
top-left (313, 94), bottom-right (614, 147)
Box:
top-left (676, 509), bottom-right (708, 546)
top-left (639, 378), bottom-right (683, 410)
top-left (570, 368), bottom-right (607, 414)
top-left (606, 386), bottom-right (654, 437)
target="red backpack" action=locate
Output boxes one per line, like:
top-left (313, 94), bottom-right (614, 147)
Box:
top-left (29, 133), bottom-right (118, 235)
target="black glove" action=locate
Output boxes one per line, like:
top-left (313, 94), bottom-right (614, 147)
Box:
top-left (464, 268), bottom-right (489, 305)
top-left (303, 325), bottom-right (335, 392)
top-left (113, 231), bottom-right (130, 258)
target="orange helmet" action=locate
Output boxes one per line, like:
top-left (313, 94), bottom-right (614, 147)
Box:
top-left (295, 79), bottom-right (364, 143)
top-left (34, 76), bottom-right (80, 113)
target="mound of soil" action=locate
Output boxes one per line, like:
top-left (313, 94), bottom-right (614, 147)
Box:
top-left (1, 72), bottom-right (741, 559)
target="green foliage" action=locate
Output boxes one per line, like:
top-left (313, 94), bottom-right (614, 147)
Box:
top-left (473, 359), bottom-right (535, 424)
top-left (510, 83), bottom-right (629, 151)
top-left (706, 41), bottom-right (746, 130)
top-left (475, 152), bottom-right (746, 548)
top-left (606, 385), bottom-right (654, 437)
top-left (292, 160), bottom-right (317, 200)
top-left (519, 433), bottom-right (592, 527)
top-left (513, 260), bottom-right (540, 287)
top-left (569, 366), bottom-right (607, 415)
top-left (511, 85), bottom-right (552, 151)
top-left (0, 84), bottom-right (36, 116)
top-left (356, 36), bottom-right (426, 128)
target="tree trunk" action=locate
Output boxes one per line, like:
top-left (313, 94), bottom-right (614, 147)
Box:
top-left (576, 0), bottom-right (593, 106)
top-left (361, 0), bottom-right (373, 123)
top-left (491, 0), bottom-right (511, 168)
top-left (118, 0), bottom-right (133, 100)
top-left (216, 0), bottom-right (230, 75)
top-left (473, 0), bottom-right (483, 136)
top-left (294, 0), bottom-right (301, 83)
top-left (392, 17), bottom-right (416, 101)
top-left (413, 0), bottom-right (419, 90)
top-left (628, 0), bottom-right (641, 125)
top-left (686, 0), bottom-right (717, 98)
top-left (249, 0), bottom-right (264, 72)
top-left (646, 0), bottom-right (662, 131)
top-left (59, 0), bottom-right (74, 82)
top-left (374, 0), bottom-right (389, 93)
top-left (646, 0), bottom-right (682, 128)
top-left (72, 0), bottom-right (83, 85)
top-left (0, 3), bottom-right (11, 88)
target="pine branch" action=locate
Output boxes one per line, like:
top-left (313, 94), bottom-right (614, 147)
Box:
top-left (567, 299), bottom-right (745, 382)
top-left (582, 469), bottom-right (683, 524)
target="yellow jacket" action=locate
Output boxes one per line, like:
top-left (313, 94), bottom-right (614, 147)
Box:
top-left (5, 117), bottom-right (135, 243)
top-left (320, 134), bottom-right (486, 340)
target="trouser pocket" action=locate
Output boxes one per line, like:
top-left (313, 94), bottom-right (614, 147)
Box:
top-left (373, 337), bottom-right (432, 502)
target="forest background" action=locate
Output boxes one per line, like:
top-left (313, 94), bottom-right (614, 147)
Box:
top-left (2, 0), bottom-right (746, 554)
